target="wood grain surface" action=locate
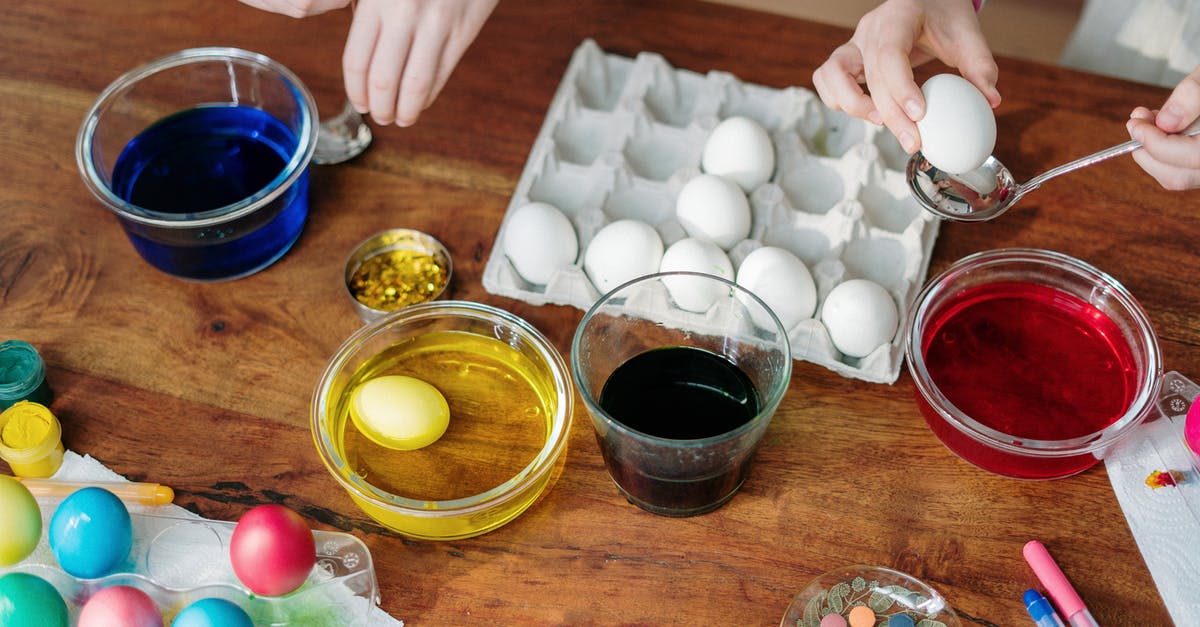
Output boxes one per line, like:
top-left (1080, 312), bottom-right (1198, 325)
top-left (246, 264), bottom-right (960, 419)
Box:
top-left (2, 1), bottom-right (1195, 624)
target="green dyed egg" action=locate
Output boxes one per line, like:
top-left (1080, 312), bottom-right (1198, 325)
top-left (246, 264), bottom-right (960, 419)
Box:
top-left (0, 475), bottom-right (41, 566)
top-left (0, 572), bottom-right (69, 627)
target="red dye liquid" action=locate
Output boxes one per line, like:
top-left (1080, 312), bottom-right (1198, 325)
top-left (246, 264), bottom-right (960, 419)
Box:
top-left (919, 281), bottom-right (1140, 478)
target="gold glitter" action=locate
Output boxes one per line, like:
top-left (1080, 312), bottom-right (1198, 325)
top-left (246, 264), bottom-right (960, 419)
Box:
top-left (349, 249), bottom-right (448, 312)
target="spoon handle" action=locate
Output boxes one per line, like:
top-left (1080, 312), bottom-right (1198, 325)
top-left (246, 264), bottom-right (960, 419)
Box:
top-left (1024, 126), bottom-right (1200, 190)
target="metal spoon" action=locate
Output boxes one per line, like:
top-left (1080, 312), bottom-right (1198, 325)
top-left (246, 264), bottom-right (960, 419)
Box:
top-left (906, 126), bottom-right (1200, 222)
top-left (313, 99), bottom-right (373, 165)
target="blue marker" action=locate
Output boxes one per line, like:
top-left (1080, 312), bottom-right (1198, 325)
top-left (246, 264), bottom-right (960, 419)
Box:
top-left (1024, 589), bottom-right (1066, 627)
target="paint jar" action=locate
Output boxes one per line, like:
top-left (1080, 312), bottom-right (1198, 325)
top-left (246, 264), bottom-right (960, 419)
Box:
top-left (0, 401), bottom-right (65, 477)
top-left (0, 340), bottom-right (53, 410)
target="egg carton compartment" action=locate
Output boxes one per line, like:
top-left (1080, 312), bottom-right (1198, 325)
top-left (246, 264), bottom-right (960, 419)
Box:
top-left (482, 39), bottom-right (941, 384)
top-left (1, 511), bottom-right (378, 626)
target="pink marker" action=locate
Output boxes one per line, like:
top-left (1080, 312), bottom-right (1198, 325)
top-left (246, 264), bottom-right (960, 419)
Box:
top-left (1023, 541), bottom-right (1099, 627)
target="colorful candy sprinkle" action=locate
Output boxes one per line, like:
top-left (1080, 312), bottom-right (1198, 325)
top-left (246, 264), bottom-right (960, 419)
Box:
top-left (819, 614), bottom-right (848, 627)
top-left (1145, 469), bottom-right (1185, 489)
top-left (848, 605), bottom-right (875, 627)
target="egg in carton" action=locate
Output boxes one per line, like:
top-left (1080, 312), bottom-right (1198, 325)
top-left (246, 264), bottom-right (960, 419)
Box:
top-left (482, 39), bottom-right (940, 384)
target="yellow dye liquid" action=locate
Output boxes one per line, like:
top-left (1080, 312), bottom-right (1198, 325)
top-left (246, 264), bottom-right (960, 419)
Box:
top-left (335, 331), bottom-right (557, 503)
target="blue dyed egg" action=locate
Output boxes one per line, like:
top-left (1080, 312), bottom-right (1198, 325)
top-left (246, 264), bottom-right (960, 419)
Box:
top-left (171, 598), bottom-right (253, 627)
top-left (48, 486), bottom-right (132, 578)
top-left (0, 572), bottom-right (70, 627)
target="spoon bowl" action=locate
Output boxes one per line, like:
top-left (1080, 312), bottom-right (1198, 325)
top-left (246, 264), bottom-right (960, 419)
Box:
top-left (906, 153), bottom-right (1019, 221)
top-left (907, 126), bottom-right (1200, 222)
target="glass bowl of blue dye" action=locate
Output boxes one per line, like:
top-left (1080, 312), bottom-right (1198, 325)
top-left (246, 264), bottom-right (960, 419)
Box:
top-left (780, 565), bottom-right (960, 627)
top-left (75, 47), bottom-right (319, 281)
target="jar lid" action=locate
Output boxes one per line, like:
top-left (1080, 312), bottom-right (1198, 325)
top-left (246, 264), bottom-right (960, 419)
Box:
top-left (0, 401), bottom-right (62, 461)
top-left (0, 340), bottom-right (46, 406)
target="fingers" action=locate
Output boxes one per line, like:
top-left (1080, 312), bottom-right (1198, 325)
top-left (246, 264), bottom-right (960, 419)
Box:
top-left (1125, 67), bottom-right (1200, 190)
top-left (811, 0), bottom-right (998, 155)
top-left (1129, 144), bottom-right (1200, 190)
top-left (363, 7), bottom-right (416, 126)
top-left (342, 0), bottom-right (497, 127)
top-left (1154, 69), bottom-right (1200, 132)
top-left (812, 43), bottom-right (880, 124)
top-left (342, 5), bottom-right (382, 116)
top-left (1127, 112), bottom-right (1200, 190)
top-left (395, 19), bottom-right (444, 127)
top-left (919, 1), bottom-right (1000, 107)
top-left (858, 18), bottom-right (923, 153)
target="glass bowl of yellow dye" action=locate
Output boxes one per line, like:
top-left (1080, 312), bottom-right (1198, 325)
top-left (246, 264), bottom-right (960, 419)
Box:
top-left (344, 229), bottom-right (452, 322)
top-left (311, 301), bottom-right (574, 540)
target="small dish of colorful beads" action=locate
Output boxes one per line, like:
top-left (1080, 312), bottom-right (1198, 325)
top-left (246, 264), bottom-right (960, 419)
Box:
top-left (343, 229), bottom-right (453, 323)
top-left (780, 565), bottom-right (959, 627)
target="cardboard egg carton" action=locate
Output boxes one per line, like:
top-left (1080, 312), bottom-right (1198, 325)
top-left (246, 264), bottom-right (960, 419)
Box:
top-left (482, 39), bottom-right (941, 384)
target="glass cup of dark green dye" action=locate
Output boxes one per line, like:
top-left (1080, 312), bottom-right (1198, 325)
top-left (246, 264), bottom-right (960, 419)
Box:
top-left (76, 47), bottom-right (319, 281)
top-left (0, 340), bottom-right (53, 411)
top-left (570, 272), bottom-right (792, 517)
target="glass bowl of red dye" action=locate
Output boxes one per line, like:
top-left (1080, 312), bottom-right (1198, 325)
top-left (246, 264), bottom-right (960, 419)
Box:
top-left (906, 248), bottom-right (1162, 479)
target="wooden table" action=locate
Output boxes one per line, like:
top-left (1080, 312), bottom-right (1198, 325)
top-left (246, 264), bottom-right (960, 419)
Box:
top-left (3, 1), bottom-right (1194, 624)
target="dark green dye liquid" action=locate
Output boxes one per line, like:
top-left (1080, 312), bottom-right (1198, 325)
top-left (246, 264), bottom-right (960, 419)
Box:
top-left (599, 345), bottom-right (760, 439)
top-left (596, 346), bottom-right (763, 515)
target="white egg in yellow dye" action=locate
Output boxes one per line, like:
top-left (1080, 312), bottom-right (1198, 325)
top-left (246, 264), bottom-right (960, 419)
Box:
top-left (350, 375), bottom-right (450, 450)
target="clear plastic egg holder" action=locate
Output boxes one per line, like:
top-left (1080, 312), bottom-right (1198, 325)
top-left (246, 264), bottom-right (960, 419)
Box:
top-left (2, 511), bottom-right (377, 625)
top-left (482, 39), bottom-right (940, 384)
top-left (779, 565), bottom-right (959, 627)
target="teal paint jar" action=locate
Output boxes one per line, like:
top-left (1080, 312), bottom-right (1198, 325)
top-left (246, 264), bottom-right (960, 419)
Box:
top-left (0, 341), bottom-right (53, 410)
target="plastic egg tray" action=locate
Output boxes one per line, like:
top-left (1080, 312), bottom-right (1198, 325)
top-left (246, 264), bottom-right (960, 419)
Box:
top-left (1, 511), bottom-right (378, 626)
top-left (481, 39), bottom-right (941, 384)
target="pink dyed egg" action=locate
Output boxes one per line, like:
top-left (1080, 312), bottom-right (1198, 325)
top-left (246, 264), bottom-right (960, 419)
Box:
top-left (78, 585), bottom-right (162, 627)
top-left (229, 504), bottom-right (316, 596)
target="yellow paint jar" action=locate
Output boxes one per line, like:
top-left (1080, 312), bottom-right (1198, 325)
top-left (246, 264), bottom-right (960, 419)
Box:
top-left (0, 401), bottom-right (65, 477)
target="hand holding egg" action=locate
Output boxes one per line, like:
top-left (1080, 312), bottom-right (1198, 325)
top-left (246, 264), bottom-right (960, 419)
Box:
top-left (916, 74), bottom-right (996, 174)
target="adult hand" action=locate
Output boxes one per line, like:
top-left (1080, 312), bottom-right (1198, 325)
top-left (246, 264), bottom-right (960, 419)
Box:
top-left (811, 0), bottom-right (1001, 154)
top-left (343, 0), bottom-right (498, 127)
top-left (1127, 67), bottom-right (1200, 190)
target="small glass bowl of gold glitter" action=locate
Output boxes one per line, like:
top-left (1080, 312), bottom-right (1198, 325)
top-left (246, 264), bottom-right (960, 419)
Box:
top-left (345, 229), bottom-right (453, 322)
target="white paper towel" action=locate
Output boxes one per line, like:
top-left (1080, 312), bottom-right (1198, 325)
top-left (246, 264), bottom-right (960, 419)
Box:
top-left (36, 451), bottom-right (405, 627)
top-left (1105, 371), bottom-right (1200, 626)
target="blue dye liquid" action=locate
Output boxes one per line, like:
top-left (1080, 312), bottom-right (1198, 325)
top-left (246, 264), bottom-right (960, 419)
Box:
top-left (111, 105), bottom-right (309, 281)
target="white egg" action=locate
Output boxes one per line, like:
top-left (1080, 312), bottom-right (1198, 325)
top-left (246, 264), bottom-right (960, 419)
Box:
top-left (583, 219), bottom-right (664, 295)
top-left (659, 238), bottom-right (735, 312)
top-left (820, 279), bottom-right (899, 358)
top-left (701, 116), bottom-right (776, 192)
top-left (735, 246), bottom-right (817, 330)
top-left (916, 73), bottom-right (996, 174)
top-left (675, 174), bottom-right (751, 250)
top-left (502, 202), bottom-right (579, 285)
